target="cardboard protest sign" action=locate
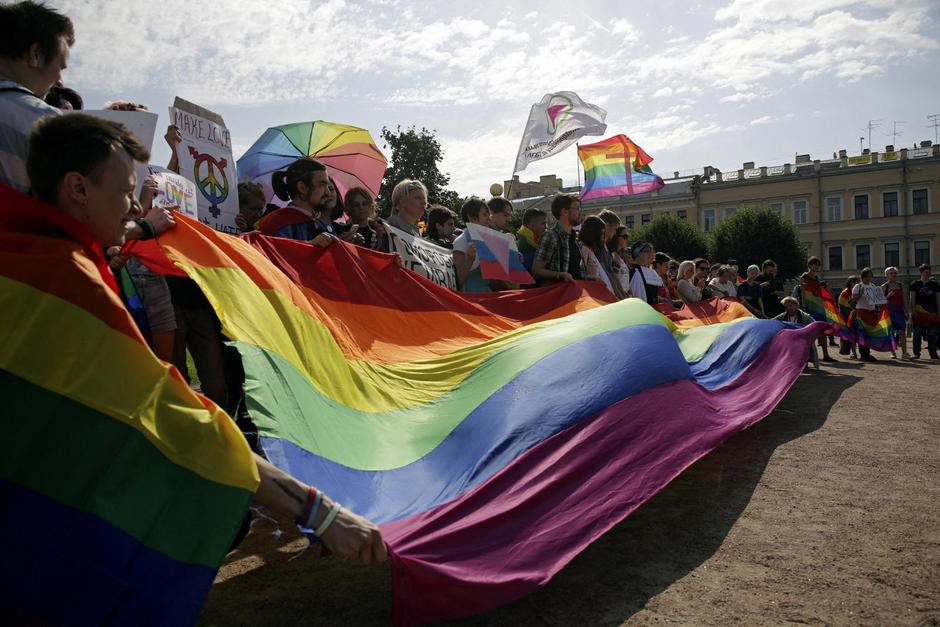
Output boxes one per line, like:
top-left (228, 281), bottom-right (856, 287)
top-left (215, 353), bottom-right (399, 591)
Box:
top-left (78, 109), bottom-right (158, 196)
top-left (169, 98), bottom-right (238, 233)
top-left (385, 222), bottom-right (457, 289)
top-left (146, 165), bottom-right (198, 220)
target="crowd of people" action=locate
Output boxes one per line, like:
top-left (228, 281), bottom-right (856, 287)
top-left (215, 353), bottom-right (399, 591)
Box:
top-left (4, 0), bottom-right (940, 588)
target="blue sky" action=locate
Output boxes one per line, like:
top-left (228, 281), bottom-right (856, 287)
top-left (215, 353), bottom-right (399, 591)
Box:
top-left (55, 0), bottom-right (940, 196)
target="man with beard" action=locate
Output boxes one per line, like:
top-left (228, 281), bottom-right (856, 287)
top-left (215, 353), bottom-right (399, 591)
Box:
top-left (532, 193), bottom-right (582, 284)
top-left (258, 157), bottom-right (337, 247)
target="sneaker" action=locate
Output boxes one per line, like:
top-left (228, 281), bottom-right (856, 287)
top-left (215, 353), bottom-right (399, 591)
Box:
top-left (891, 351), bottom-right (898, 359)
top-left (862, 355), bottom-right (878, 362)
top-left (911, 353), bottom-right (920, 360)
top-left (821, 355), bottom-right (836, 362)
top-left (902, 352), bottom-right (911, 360)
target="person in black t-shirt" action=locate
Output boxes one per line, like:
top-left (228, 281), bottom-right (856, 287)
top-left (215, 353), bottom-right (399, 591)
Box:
top-left (757, 259), bottom-right (786, 318)
top-left (340, 186), bottom-right (388, 252)
top-left (909, 263), bottom-right (940, 359)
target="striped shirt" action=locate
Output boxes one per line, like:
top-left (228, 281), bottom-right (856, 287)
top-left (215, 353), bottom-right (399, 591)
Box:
top-left (0, 80), bottom-right (61, 193)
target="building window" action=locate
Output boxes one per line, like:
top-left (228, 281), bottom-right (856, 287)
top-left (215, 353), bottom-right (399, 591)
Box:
top-left (792, 200), bottom-right (808, 224)
top-left (826, 197), bottom-right (842, 222)
top-left (769, 201), bottom-right (784, 217)
top-left (828, 246), bottom-right (843, 271)
top-left (855, 244), bottom-right (871, 269)
top-left (854, 194), bottom-right (869, 219)
top-left (703, 209), bottom-right (715, 232)
top-left (915, 240), bottom-right (930, 266)
top-left (884, 242), bottom-right (900, 268)
top-left (912, 189), bottom-right (929, 215)
top-left (677, 210), bottom-right (687, 220)
top-left (641, 213), bottom-right (651, 225)
top-left (724, 207), bottom-right (736, 220)
top-left (625, 215), bottom-right (635, 229)
top-left (882, 191), bottom-right (898, 217)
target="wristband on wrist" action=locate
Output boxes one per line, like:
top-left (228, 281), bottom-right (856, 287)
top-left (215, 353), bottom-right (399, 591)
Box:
top-left (314, 501), bottom-right (342, 537)
top-left (297, 487), bottom-right (321, 530)
top-left (136, 218), bottom-right (156, 240)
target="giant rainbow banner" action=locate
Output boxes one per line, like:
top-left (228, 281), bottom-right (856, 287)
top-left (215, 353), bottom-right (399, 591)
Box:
top-left (2, 188), bottom-right (826, 625)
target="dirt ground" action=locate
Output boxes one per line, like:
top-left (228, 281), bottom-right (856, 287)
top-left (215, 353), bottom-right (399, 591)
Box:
top-left (199, 351), bottom-right (940, 626)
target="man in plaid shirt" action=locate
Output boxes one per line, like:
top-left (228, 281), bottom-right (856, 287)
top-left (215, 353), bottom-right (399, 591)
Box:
top-left (532, 193), bottom-right (583, 284)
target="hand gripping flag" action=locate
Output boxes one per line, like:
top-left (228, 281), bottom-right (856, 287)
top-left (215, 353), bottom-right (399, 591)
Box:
top-left (577, 134), bottom-right (665, 200)
top-left (465, 223), bottom-right (535, 285)
top-left (513, 91), bottom-right (607, 172)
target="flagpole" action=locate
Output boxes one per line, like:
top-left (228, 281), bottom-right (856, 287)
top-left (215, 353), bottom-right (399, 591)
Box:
top-left (576, 143), bottom-right (582, 192)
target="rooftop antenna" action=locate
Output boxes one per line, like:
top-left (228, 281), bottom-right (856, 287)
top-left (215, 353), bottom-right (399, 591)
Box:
top-left (859, 136), bottom-right (865, 153)
top-left (862, 119), bottom-right (882, 150)
top-left (887, 121), bottom-right (906, 147)
top-left (929, 114), bottom-right (940, 144)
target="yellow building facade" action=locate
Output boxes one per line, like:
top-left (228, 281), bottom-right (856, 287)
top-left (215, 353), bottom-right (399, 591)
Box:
top-left (580, 144), bottom-right (940, 282)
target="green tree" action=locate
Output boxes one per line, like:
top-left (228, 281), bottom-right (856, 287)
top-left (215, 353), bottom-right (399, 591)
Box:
top-left (378, 125), bottom-right (460, 216)
top-left (707, 207), bottom-right (807, 279)
top-left (630, 214), bottom-right (708, 261)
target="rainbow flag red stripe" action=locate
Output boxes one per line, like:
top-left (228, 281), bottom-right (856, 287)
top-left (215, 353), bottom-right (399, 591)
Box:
top-left (853, 307), bottom-right (897, 352)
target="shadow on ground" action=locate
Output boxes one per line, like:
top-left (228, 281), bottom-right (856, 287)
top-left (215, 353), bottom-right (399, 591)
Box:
top-left (199, 370), bottom-right (861, 627)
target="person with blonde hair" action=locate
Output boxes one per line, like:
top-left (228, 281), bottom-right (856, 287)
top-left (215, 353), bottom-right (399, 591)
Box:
top-left (708, 264), bottom-right (738, 299)
top-left (386, 179), bottom-right (427, 237)
top-left (882, 266), bottom-right (910, 359)
top-left (675, 260), bottom-right (701, 304)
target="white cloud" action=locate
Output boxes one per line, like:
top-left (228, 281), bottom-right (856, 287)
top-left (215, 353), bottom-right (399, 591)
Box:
top-left (652, 86), bottom-right (674, 98)
top-left (749, 115), bottom-right (777, 126)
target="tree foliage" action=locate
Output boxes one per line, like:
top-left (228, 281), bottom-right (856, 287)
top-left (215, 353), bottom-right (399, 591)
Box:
top-left (630, 214), bottom-right (708, 262)
top-left (707, 207), bottom-right (807, 279)
top-left (378, 125), bottom-right (460, 216)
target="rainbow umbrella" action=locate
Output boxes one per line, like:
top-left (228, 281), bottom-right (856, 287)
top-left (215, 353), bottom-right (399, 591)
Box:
top-left (236, 121), bottom-right (387, 203)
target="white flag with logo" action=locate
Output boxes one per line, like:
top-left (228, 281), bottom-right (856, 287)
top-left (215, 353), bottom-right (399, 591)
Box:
top-left (513, 91), bottom-right (607, 172)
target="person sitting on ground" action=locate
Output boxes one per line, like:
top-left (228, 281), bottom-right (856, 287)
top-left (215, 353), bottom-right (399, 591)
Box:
top-left (385, 179), bottom-right (427, 237)
top-left (24, 112), bottom-right (387, 566)
top-left (0, 1), bottom-right (73, 193)
top-left (628, 242), bottom-right (663, 304)
top-left (676, 260), bottom-right (702, 304)
top-left (531, 193), bottom-right (582, 284)
top-left (708, 264), bottom-right (738, 299)
top-left (757, 259), bottom-right (785, 318)
top-left (607, 225), bottom-right (631, 297)
top-left (792, 256), bottom-right (835, 362)
top-left (425, 204), bottom-right (456, 249)
top-left (452, 197), bottom-right (491, 292)
top-left (343, 186), bottom-right (388, 251)
top-left (257, 158), bottom-right (336, 247)
top-left (839, 275), bottom-right (860, 359)
top-left (234, 180), bottom-right (265, 233)
top-left (774, 296), bottom-right (814, 325)
top-left (517, 207), bottom-right (546, 275)
top-left (909, 263), bottom-right (940, 360)
top-left (577, 215), bottom-right (615, 296)
top-left (851, 267), bottom-right (887, 363)
top-left (737, 264), bottom-right (765, 317)
top-left (487, 196), bottom-right (513, 233)
top-left (882, 266), bottom-right (910, 359)
top-left (43, 84), bottom-right (82, 110)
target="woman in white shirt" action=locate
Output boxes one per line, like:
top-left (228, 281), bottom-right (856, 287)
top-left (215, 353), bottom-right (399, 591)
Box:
top-left (851, 267), bottom-right (888, 362)
top-left (629, 242), bottom-right (663, 304)
top-left (708, 265), bottom-right (738, 299)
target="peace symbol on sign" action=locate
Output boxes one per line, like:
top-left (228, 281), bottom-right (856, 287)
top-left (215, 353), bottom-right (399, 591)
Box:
top-left (189, 146), bottom-right (229, 218)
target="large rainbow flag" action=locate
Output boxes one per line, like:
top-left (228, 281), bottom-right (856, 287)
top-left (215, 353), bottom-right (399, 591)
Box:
top-left (0, 187), bottom-right (259, 625)
top-left (2, 184), bottom-right (827, 624)
top-left (577, 134), bottom-right (665, 201)
top-left (852, 307), bottom-right (897, 352)
top-left (801, 276), bottom-right (854, 342)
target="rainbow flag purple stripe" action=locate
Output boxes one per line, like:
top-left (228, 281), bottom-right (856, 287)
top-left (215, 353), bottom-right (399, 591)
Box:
top-left (578, 134), bottom-right (665, 201)
top-left (853, 307), bottom-right (897, 352)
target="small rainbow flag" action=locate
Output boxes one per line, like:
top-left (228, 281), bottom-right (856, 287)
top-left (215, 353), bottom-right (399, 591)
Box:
top-left (577, 134), bottom-right (664, 201)
top-left (801, 276), bottom-right (852, 342)
top-left (913, 304), bottom-right (939, 327)
top-left (853, 307), bottom-right (897, 352)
